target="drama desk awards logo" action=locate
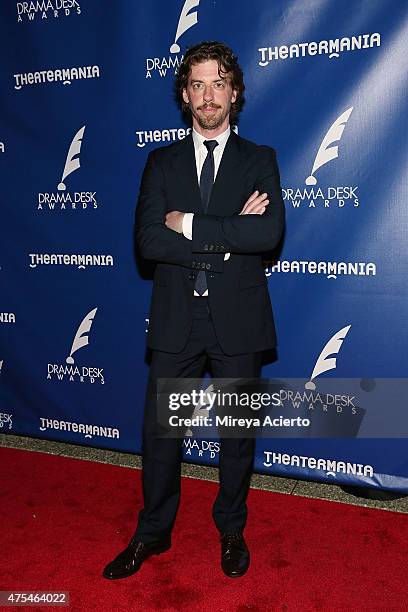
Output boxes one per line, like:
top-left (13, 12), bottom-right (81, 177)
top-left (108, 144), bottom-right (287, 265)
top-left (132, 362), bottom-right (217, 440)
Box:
top-left (47, 308), bottom-right (105, 383)
top-left (180, 380), bottom-right (221, 460)
top-left (145, 0), bottom-right (201, 79)
top-left (16, 0), bottom-right (81, 22)
top-left (262, 322), bottom-right (372, 478)
top-left (305, 324), bottom-right (351, 390)
top-left (0, 413), bottom-right (13, 430)
top-left (283, 107), bottom-right (360, 210)
top-left (267, 323), bottom-right (358, 420)
top-left (38, 126), bottom-right (98, 211)
top-left (298, 324), bottom-right (357, 419)
top-left (0, 360), bottom-right (13, 430)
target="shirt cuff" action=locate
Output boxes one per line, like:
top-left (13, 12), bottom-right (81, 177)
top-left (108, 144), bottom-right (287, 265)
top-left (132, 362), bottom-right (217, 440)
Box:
top-left (182, 212), bottom-right (194, 240)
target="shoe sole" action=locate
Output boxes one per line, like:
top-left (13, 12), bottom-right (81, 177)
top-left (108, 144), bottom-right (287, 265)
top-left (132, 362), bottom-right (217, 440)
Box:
top-left (102, 541), bottom-right (171, 580)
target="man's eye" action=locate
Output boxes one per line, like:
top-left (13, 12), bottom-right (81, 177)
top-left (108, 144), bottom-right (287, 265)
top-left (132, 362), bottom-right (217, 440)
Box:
top-left (215, 82), bottom-right (225, 88)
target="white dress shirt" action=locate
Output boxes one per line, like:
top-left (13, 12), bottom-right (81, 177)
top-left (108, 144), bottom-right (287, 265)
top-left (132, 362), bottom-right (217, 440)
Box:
top-left (182, 125), bottom-right (231, 296)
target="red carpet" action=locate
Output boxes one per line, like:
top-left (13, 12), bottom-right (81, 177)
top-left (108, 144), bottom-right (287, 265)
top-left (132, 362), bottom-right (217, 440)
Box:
top-left (1, 446), bottom-right (408, 611)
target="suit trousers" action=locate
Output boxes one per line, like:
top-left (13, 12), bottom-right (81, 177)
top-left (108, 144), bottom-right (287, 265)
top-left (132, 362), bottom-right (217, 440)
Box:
top-left (134, 297), bottom-right (262, 543)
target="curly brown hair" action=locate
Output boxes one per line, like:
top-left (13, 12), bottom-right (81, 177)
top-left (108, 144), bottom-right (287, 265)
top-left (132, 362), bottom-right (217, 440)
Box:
top-left (175, 41), bottom-right (245, 123)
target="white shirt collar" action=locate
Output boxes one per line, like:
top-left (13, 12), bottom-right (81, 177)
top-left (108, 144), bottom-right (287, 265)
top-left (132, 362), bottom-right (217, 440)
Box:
top-left (192, 124), bottom-right (231, 153)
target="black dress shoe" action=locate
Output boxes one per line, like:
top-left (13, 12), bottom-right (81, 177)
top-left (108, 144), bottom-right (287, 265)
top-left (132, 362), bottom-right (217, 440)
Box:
top-left (220, 532), bottom-right (250, 577)
top-left (103, 534), bottom-right (171, 580)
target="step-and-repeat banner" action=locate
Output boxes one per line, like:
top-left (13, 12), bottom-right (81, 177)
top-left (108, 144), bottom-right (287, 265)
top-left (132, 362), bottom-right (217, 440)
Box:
top-left (1, 1), bottom-right (407, 490)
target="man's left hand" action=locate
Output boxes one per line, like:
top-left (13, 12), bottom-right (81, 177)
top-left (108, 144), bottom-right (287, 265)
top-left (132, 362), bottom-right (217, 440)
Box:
top-left (165, 211), bottom-right (185, 233)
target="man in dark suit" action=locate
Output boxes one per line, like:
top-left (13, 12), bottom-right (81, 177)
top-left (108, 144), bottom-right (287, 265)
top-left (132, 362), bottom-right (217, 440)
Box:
top-left (103, 41), bottom-right (284, 580)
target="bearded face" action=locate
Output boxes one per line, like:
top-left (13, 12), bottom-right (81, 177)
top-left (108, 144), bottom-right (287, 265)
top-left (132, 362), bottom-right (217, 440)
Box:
top-left (182, 60), bottom-right (237, 133)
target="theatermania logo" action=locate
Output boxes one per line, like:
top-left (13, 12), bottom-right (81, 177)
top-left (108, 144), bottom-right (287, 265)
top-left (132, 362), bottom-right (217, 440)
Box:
top-left (0, 312), bottom-right (16, 324)
top-left (47, 307), bottom-right (105, 383)
top-left (145, 0), bottom-right (201, 79)
top-left (16, 1), bottom-right (81, 22)
top-left (38, 126), bottom-right (98, 211)
top-left (283, 107), bottom-right (360, 209)
top-left (263, 451), bottom-right (374, 479)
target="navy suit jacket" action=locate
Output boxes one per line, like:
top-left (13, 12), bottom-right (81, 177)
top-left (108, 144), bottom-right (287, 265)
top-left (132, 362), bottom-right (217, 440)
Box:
top-left (135, 130), bottom-right (285, 355)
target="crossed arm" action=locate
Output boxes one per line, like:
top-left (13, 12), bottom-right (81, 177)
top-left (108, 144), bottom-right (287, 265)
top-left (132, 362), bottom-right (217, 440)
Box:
top-left (135, 152), bottom-right (194, 268)
top-left (136, 147), bottom-right (285, 267)
top-left (166, 189), bottom-right (270, 234)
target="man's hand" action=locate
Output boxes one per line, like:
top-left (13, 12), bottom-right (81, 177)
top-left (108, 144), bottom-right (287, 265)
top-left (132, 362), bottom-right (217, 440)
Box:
top-left (165, 211), bottom-right (185, 233)
top-left (239, 191), bottom-right (269, 215)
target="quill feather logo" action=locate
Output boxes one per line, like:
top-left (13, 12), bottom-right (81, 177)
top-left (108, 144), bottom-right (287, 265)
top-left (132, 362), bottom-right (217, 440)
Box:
top-left (305, 107), bottom-right (353, 185)
top-left (58, 126), bottom-right (86, 191)
top-left (170, 0), bottom-right (200, 53)
top-left (66, 307), bottom-right (97, 364)
top-left (305, 324), bottom-right (351, 390)
top-left (185, 381), bottom-right (213, 437)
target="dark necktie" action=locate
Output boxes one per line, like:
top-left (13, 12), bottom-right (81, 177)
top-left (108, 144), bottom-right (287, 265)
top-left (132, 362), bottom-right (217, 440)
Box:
top-left (194, 139), bottom-right (219, 295)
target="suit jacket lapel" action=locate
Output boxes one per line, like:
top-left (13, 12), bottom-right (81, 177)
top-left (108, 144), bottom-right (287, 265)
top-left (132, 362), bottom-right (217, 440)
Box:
top-left (208, 131), bottom-right (244, 215)
top-left (171, 134), bottom-right (204, 213)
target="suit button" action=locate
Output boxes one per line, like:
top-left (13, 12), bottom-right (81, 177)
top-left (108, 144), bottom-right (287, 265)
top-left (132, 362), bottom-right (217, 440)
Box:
top-left (206, 263), bottom-right (211, 270)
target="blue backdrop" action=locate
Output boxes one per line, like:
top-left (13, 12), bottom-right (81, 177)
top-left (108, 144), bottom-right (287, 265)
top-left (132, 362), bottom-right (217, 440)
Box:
top-left (1, 0), bottom-right (407, 490)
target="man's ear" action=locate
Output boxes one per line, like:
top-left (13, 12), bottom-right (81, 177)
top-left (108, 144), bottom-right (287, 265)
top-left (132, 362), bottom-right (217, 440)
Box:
top-left (231, 89), bottom-right (238, 104)
top-left (182, 89), bottom-right (189, 104)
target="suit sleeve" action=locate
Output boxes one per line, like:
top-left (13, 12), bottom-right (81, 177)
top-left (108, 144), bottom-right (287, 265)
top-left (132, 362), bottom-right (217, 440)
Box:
top-left (135, 151), bottom-right (194, 268)
top-left (191, 147), bottom-right (285, 254)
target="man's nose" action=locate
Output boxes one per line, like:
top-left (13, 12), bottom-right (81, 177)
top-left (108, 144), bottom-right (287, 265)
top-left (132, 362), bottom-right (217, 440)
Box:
top-left (203, 85), bottom-right (214, 102)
